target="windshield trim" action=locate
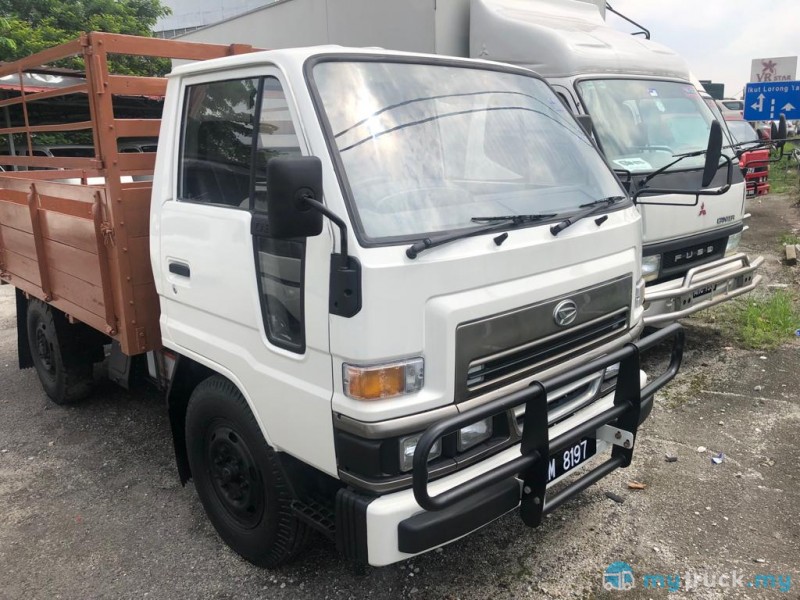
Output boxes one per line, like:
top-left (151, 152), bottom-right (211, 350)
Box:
top-left (573, 75), bottom-right (735, 178)
top-left (304, 53), bottom-right (630, 249)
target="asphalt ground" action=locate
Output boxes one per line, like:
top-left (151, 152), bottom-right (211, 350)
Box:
top-left (0, 194), bottom-right (798, 599)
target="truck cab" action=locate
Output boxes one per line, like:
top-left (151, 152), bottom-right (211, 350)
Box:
top-left (470, 0), bottom-right (763, 326)
top-left (151, 46), bottom-right (681, 565)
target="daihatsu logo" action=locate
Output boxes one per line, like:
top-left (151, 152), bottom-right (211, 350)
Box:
top-left (553, 299), bottom-right (578, 327)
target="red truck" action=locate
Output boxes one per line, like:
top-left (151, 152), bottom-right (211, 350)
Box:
top-left (724, 117), bottom-right (770, 198)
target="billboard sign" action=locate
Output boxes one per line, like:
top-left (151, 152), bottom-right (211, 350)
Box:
top-left (750, 56), bottom-right (797, 83)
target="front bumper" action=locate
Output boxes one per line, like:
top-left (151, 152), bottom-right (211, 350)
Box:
top-left (336, 324), bottom-right (684, 566)
top-left (643, 253), bottom-right (763, 326)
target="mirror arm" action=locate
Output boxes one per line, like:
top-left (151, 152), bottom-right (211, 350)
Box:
top-left (302, 195), bottom-right (348, 258)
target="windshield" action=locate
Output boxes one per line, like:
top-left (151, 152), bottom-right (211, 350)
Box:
top-left (726, 120), bottom-right (758, 144)
top-left (576, 79), bottom-right (731, 174)
top-left (312, 60), bottom-right (625, 242)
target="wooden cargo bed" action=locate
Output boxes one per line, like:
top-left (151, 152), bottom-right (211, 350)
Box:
top-left (0, 32), bottom-right (256, 355)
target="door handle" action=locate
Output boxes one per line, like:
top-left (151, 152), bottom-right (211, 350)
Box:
top-left (168, 262), bottom-right (191, 278)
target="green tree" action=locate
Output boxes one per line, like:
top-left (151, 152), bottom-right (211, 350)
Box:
top-left (0, 0), bottom-right (171, 74)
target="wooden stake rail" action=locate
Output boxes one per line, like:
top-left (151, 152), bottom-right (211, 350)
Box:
top-left (0, 32), bottom-right (258, 355)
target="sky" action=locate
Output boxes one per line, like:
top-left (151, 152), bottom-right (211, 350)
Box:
top-left (605, 0), bottom-right (799, 99)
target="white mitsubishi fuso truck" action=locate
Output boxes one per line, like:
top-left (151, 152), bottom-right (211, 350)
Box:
top-left (183, 0), bottom-right (763, 327)
top-left (0, 37), bottom-right (691, 568)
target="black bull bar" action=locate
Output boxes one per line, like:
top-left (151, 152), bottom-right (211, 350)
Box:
top-left (411, 323), bottom-right (684, 526)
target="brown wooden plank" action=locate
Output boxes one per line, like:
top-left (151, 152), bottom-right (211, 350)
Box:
top-left (97, 32), bottom-right (258, 61)
top-left (130, 281), bottom-right (161, 354)
top-left (117, 152), bottom-right (155, 172)
top-left (108, 76), bottom-right (166, 97)
top-left (0, 169), bottom-right (105, 180)
top-left (0, 201), bottom-right (33, 232)
top-left (44, 239), bottom-right (102, 286)
top-left (126, 235), bottom-right (153, 285)
top-left (48, 266), bottom-right (105, 317)
top-left (0, 83), bottom-right (89, 109)
top-left (0, 226), bottom-right (35, 260)
top-left (114, 118), bottom-right (161, 139)
top-left (0, 176), bottom-right (103, 202)
top-left (0, 120), bottom-right (94, 135)
top-left (121, 186), bottom-right (152, 237)
top-left (0, 155), bottom-right (101, 170)
top-left (39, 211), bottom-right (98, 254)
top-left (3, 248), bottom-right (41, 286)
top-left (0, 188), bottom-right (31, 205)
top-left (38, 195), bottom-right (94, 219)
top-left (0, 38), bottom-right (84, 78)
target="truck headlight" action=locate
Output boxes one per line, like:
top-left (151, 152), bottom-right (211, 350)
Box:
top-left (642, 255), bottom-right (661, 282)
top-left (457, 418), bottom-right (493, 452)
top-left (725, 231), bottom-right (742, 256)
top-left (399, 433), bottom-right (441, 472)
top-left (343, 358), bottom-right (424, 401)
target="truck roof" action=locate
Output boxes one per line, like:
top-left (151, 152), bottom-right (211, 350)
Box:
top-left (471, 0), bottom-right (692, 81)
top-left (169, 44), bottom-right (539, 78)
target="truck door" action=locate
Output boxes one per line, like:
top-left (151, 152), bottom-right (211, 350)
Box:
top-left (158, 69), bottom-right (337, 475)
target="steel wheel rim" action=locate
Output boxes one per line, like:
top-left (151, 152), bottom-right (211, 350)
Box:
top-left (206, 423), bottom-right (265, 529)
top-left (34, 322), bottom-right (55, 374)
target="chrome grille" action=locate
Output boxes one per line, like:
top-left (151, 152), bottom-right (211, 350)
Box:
top-left (467, 309), bottom-right (627, 395)
top-left (454, 276), bottom-right (632, 402)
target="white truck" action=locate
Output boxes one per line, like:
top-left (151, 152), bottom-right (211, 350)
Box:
top-left (183, 0), bottom-right (763, 326)
top-left (0, 33), bottom-right (687, 567)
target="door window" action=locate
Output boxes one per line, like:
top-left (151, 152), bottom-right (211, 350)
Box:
top-left (252, 77), bottom-right (306, 353)
top-left (178, 78), bottom-right (258, 207)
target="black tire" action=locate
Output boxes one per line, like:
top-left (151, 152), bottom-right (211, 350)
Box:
top-left (185, 376), bottom-right (309, 567)
top-left (26, 300), bottom-right (93, 405)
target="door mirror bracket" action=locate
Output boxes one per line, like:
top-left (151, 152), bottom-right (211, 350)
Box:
top-left (261, 156), bottom-right (361, 318)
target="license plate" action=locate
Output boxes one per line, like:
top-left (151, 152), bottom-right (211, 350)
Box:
top-left (692, 284), bottom-right (714, 299)
top-left (547, 438), bottom-right (597, 482)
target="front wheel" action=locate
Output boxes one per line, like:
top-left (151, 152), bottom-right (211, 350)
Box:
top-left (185, 376), bottom-right (308, 567)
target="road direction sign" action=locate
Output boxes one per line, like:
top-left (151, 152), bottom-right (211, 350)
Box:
top-left (743, 81), bottom-right (800, 121)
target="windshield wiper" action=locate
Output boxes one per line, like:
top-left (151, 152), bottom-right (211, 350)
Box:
top-left (549, 196), bottom-right (626, 236)
top-left (406, 213), bottom-right (555, 259)
top-left (471, 213), bottom-right (556, 224)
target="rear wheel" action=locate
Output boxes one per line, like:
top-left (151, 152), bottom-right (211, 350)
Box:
top-left (185, 376), bottom-right (308, 567)
top-left (26, 300), bottom-right (93, 404)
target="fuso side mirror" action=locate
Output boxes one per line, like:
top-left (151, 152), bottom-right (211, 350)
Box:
top-left (701, 120), bottom-right (723, 188)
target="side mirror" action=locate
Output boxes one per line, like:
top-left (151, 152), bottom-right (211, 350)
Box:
top-left (264, 156), bottom-right (324, 239)
top-left (770, 121), bottom-right (778, 141)
top-left (633, 119), bottom-right (733, 206)
top-left (576, 114), bottom-right (594, 137)
top-left (701, 120), bottom-right (723, 188)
